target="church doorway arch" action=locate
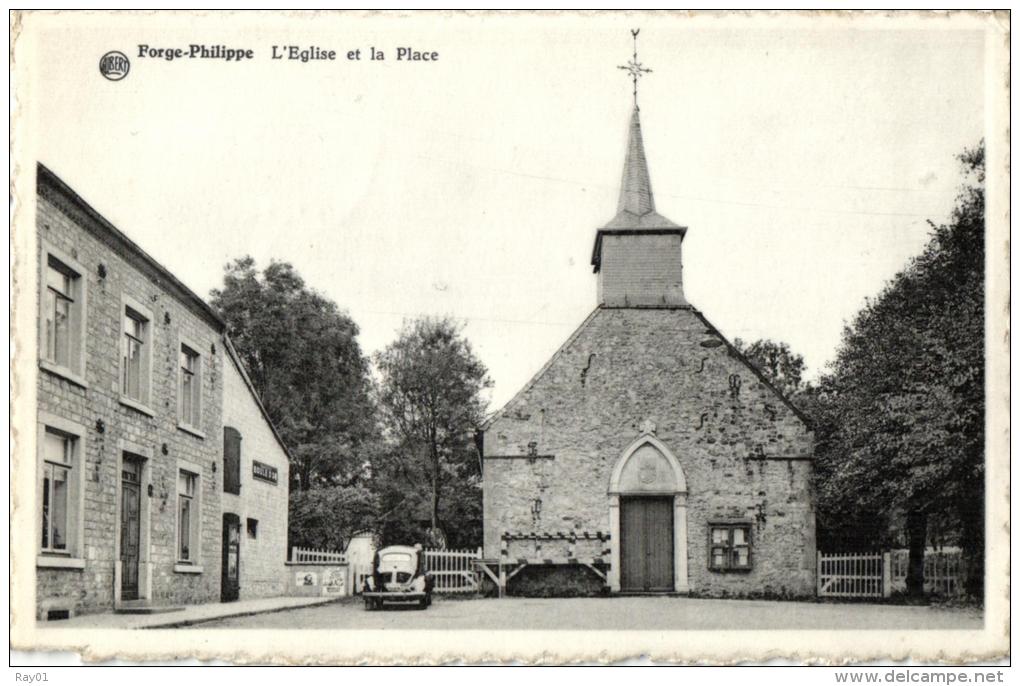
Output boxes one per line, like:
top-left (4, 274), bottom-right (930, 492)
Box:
top-left (608, 433), bottom-right (689, 593)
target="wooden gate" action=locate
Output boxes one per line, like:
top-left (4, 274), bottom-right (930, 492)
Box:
top-left (620, 497), bottom-right (674, 592)
top-left (817, 552), bottom-right (888, 598)
top-left (424, 547), bottom-right (482, 594)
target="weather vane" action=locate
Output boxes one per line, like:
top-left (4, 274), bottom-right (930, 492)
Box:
top-left (618, 28), bottom-right (652, 110)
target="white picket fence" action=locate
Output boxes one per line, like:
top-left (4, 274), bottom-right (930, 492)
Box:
top-left (424, 547), bottom-right (483, 594)
top-left (890, 548), bottom-right (964, 596)
top-left (291, 546), bottom-right (346, 564)
top-left (818, 549), bottom-right (964, 599)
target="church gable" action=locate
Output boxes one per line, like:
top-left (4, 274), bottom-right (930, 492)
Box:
top-left (484, 305), bottom-right (812, 459)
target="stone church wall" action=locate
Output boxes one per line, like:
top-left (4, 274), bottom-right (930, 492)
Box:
top-left (483, 306), bottom-right (816, 598)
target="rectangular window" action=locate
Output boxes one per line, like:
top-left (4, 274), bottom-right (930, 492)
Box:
top-left (44, 262), bottom-right (74, 368)
top-left (41, 429), bottom-right (73, 553)
top-left (179, 345), bottom-right (201, 427)
top-left (708, 524), bottom-right (752, 571)
top-left (40, 250), bottom-right (85, 380)
top-left (246, 518), bottom-right (258, 539)
top-left (122, 308), bottom-right (148, 402)
top-left (177, 470), bottom-right (197, 563)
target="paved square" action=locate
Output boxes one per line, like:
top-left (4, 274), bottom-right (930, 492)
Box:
top-left (190, 596), bottom-right (982, 631)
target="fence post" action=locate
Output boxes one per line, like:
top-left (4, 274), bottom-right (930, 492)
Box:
top-left (882, 551), bottom-right (892, 598)
top-left (816, 551), bottom-right (821, 596)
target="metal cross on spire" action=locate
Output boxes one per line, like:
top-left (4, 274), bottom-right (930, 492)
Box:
top-left (618, 28), bottom-right (652, 110)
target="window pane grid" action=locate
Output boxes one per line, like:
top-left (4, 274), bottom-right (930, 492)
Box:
top-left (45, 263), bottom-right (74, 367)
top-left (41, 431), bottom-right (72, 553)
top-left (122, 309), bottom-right (146, 401)
top-left (177, 470), bottom-right (197, 563)
top-left (709, 525), bottom-right (751, 571)
top-left (179, 346), bottom-right (199, 426)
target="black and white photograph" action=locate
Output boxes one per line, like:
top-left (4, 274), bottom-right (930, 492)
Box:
top-left (9, 9), bottom-right (1010, 668)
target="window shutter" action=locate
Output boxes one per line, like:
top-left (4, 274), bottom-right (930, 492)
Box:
top-left (223, 427), bottom-right (241, 494)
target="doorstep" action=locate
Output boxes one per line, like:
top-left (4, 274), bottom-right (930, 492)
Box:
top-left (115, 600), bottom-right (184, 615)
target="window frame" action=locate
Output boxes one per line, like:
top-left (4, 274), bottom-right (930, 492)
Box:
top-left (118, 295), bottom-right (154, 416)
top-left (36, 413), bottom-right (87, 568)
top-left (38, 242), bottom-right (87, 387)
top-left (174, 460), bottom-right (204, 573)
top-left (177, 336), bottom-right (203, 436)
top-left (707, 522), bottom-right (753, 572)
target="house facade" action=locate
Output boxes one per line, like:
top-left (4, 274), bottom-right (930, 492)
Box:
top-left (481, 108), bottom-right (817, 598)
top-left (221, 340), bottom-right (290, 601)
top-left (34, 163), bottom-right (289, 619)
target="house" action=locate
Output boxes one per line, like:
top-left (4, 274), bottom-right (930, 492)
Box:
top-left (34, 163), bottom-right (289, 619)
top-left (480, 104), bottom-right (816, 597)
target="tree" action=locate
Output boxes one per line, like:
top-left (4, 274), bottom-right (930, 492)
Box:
top-left (733, 338), bottom-right (807, 400)
top-left (374, 317), bottom-right (491, 548)
top-left (288, 484), bottom-right (379, 551)
top-left (210, 257), bottom-right (376, 491)
top-left (814, 143), bottom-right (984, 597)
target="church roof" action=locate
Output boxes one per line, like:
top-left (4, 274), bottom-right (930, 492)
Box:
top-left (601, 107), bottom-right (681, 231)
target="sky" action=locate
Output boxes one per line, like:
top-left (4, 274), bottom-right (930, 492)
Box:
top-left (23, 12), bottom-right (988, 410)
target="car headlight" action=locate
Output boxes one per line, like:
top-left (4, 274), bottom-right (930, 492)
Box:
top-left (411, 576), bottom-right (426, 592)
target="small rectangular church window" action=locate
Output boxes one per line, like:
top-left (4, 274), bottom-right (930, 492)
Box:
top-left (709, 524), bottom-right (752, 571)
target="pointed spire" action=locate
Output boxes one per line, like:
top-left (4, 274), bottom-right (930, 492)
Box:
top-left (617, 107), bottom-right (655, 216)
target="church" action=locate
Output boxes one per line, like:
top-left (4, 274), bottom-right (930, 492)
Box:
top-left (480, 48), bottom-right (816, 598)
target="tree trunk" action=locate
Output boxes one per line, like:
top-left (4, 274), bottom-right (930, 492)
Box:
top-left (430, 452), bottom-right (441, 537)
top-left (958, 479), bottom-right (984, 599)
top-left (906, 509), bottom-right (927, 598)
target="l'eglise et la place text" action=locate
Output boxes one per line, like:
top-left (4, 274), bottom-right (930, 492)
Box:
top-left (272, 45), bottom-right (439, 61)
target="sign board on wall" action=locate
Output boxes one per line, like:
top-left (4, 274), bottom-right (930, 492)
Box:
top-left (253, 460), bottom-right (278, 484)
top-left (322, 568), bottom-right (347, 596)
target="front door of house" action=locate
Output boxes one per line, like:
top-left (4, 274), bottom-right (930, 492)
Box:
top-left (221, 513), bottom-right (240, 602)
top-left (620, 496), bottom-right (674, 592)
top-left (119, 458), bottom-right (142, 601)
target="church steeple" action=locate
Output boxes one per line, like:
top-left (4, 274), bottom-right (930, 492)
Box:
top-left (601, 107), bottom-right (681, 230)
top-left (617, 108), bottom-right (656, 216)
top-left (591, 30), bottom-right (687, 308)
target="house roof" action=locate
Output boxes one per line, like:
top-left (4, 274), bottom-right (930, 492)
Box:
top-left (36, 162), bottom-right (226, 331)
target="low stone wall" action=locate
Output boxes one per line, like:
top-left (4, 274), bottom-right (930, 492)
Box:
top-left (285, 562), bottom-right (351, 597)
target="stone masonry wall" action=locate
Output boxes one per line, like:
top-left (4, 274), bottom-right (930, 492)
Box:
top-left (36, 190), bottom-right (223, 618)
top-left (483, 306), bottom-right (816, 598)
top-left (222, 355), bottom-right (289, 600)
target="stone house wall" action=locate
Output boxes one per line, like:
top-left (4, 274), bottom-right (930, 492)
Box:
top-left (35, 180), bottom-right (224, 618)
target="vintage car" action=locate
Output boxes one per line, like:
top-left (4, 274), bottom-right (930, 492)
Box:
top-left (362, 544), bottom-right (434, 610)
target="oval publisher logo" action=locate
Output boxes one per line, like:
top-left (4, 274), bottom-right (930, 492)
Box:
top-left (99, 51), bottom-right (130, 81)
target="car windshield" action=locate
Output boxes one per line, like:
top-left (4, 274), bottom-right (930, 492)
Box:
top-left (381, 553), bottom-right (413, 565)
